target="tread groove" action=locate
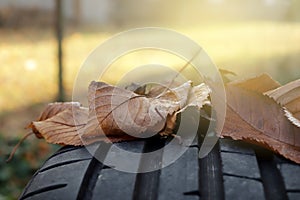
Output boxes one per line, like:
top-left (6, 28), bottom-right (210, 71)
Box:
top-left (286, 190), bottom-right (300, 193)
top-left (102, 165), bottom-right (116, 169)
top-left (133, 136), bottom-right (165, 200)
top-left (222, 173), bottom-right (261, 182)
top-left (39, 158), bottom-right (92, 173)
top-left (220, 150), bottom-right (253, 156)
top-left (183, 190), bottom-right (200, 196)
top-left (198, 105), bottom-right (224, 200)
top-left (76, 143), bottom-right (111, 200)
top-left (20, 183), bottom-right (67, 200)
top-left (255, 149), bottom-right (288, 200)
top-left (199, 142), bottom-right (224, 200)
top-left (188, 144), bottom-right (199, 148)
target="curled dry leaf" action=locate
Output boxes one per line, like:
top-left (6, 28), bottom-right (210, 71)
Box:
top-left (14, 70), bottom-right (300, 166)
top-left (12, 73), bottom-right (300, 164)
top-left (26, 81), bottom-right (210, 146)
top-left (222, 74), bottom-right (300, 164)
top-left (29, 102), bottom-right (88, 146)
top-left (264, 79), bottom-right (300, 127)
top-left (7, 102), bottom-right (88, 162)
top-left (81, 81), bottom-right (210, 144)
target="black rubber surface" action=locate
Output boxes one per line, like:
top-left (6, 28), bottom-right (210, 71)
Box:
top-left (19, 133), bottom-right (300, 200)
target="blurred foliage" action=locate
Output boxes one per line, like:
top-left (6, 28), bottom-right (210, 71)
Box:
top-left (1, 22), bottom-right (300, 113)
top-left (0, 134), bottom-right (59, 200)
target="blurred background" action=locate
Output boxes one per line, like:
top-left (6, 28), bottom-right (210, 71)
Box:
top-left (0, 0), bottom-right (300, 199)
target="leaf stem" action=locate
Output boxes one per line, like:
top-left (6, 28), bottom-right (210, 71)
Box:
top-left (156, 49), bottom-right (202, 98)
top-left (6, 132), bottom-right (34, 162)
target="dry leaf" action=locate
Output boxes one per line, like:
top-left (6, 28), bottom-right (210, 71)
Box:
top-left (16, 73), bottom-right (300, 164)
top-left (26, 81), bottom-right (210, 146)
top-left (7, 102), bottom-right (88, 162)
top-left (29, 102), bottom-right (88, 145)
top-left (81, 81), bottom-right (181, 143)
top-left (23, 74), bottom-right (300, 164)
top-left (81, 81), bottom-right (210, 144)
top-left (264, 79), bottom-right (300, 127)
top-left (222, 74), bottom-right (300, 163)
top-left (227, 73), bottom-right (280, 93)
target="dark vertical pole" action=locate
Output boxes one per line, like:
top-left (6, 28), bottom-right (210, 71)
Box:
top-left (74, 0), bottom-right (81, 26)
top-left (56, 0), bottom-right (65, 101)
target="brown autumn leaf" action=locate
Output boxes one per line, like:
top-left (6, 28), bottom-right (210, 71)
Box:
top-left (222, 74), bottom-right (300, 163)
top-left (29, 102), bottom-right (88, 146)
top-left (81, 81), bottom-right (182, 143)
top-left (27, 81), bottom-right (210, 146)
top-left (264, 79), bottom-right (300, 127)
top-left (12, 73), bottom-right (300, 164)
top-left (81, 81), bottom-right (210, 144)
top-left (7, 102), bottom-right (89, 162)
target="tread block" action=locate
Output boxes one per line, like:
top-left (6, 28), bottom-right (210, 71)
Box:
top-left (158, 147), bottom-right (199, 200)
top-left (113, 141), bottom-right (145, 153)
top-left (288, 193), bottom-right (300, 200)
top-left (90, 141), bottom-right (145, 200)
top-left (220, 139), bottom-right (254, 155)
top-left (20, 137), bottom-right (300, 200)
top-left (280, 164), bottom-right (300, 190)
top-left (92, 169), bottom-right (137, 200)
top-left (221, 152), bottom-right (261, 179)
top-left (103, 141), bottom-right (145, 172)
top-left (50, 146), bottom-right (80, 156)
top-left (223, 176), bottom-right (265, 200)
top-left (20, 186), bottom-right (68, 200)
top-left (22, 160), bottom-right (91, 200)
top-left (40, 148), bottom-right (92, 171)
top-left (274, 155), bottom-right (294, 164)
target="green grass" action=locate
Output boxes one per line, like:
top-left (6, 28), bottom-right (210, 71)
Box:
top-left (0, 133), bottom-right (59, 200)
